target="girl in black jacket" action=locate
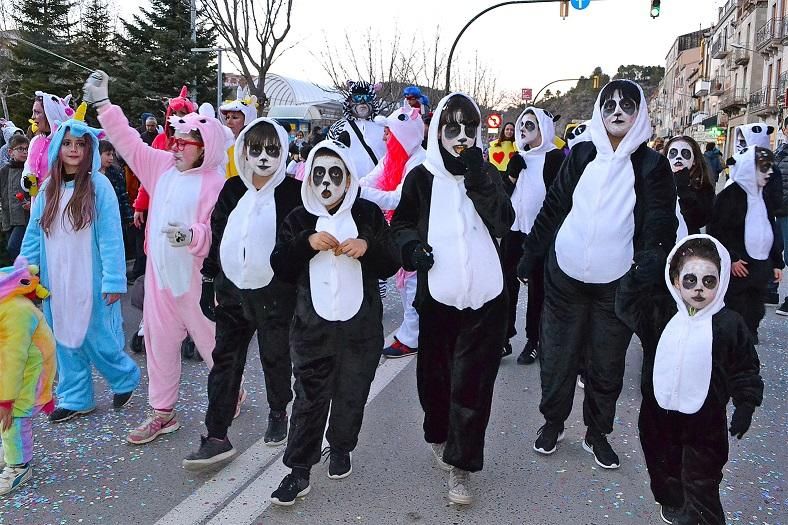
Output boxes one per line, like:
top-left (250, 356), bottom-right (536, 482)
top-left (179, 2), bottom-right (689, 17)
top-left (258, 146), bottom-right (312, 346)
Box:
top-left (616, 235), bottom-right (763, 525)
top-left (664, 135), bottom-right (715, 236)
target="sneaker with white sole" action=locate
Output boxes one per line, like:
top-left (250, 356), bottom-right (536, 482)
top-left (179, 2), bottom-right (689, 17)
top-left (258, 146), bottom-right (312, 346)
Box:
top-left (448, 468), bottom-right (472, 505)
top-left (182, 435), bottom-right (236, 471)
top-left (430, 442), bottom-right (451, 471)
top-left (659, 504), bottom-right (682, 524)
top-left (0, 464), bottom-right (31, 496)
top-left (776, 298), bottom-right (788, 317)
top-left (270, 473), bottom-right (310, 506)
top-left (264, 410), bottom-right (288, 446)
top-left (533, 421), bottom-right (565, 455)
top-left (323, 447), bottom-right (352, 479)
top-left (582, 428), bottom-right (620, 469)
top-left (48, 406), bottom-right (95, 423)
top-left (127, 409), bottom-right (180, 445)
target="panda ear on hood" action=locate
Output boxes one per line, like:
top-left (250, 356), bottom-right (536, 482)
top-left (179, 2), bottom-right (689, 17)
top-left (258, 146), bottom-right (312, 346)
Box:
top-left (726, 157), bottom-right (737, 166)
top-left (767, 126), bottom-right (775, 135)
top-left (552, 114), bottom-right (561, 123)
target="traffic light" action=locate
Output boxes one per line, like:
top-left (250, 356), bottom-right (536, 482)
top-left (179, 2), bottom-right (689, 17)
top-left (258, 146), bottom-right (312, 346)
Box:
top-left (592, 75), bottom-right (600, 89)
top-left (560, 0), bottom-right (569, 18)
top-left (650, 0), bottom-right (661, 18)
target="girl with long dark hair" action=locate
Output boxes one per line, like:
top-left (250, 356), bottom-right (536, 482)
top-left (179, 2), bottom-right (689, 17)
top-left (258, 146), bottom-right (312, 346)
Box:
top-left (664, 135), bottom-right (715, 237)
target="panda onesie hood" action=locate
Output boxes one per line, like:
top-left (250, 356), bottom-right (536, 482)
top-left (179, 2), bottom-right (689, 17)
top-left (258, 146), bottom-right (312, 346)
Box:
top-left (271, 139), bottom-right (399, 472)
top-left (199, 117), bottom-right (302, 442)
top-left (615, 235), bottom-right (763, 524)
top-left (390, 92), bottom-right (515, 473)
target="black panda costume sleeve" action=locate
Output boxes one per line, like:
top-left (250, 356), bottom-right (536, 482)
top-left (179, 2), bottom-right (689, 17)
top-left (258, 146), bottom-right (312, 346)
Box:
top-left (630, 146), bottom-right (677, 262)
top-left (270, 207), bottom-right (319, 285)
top-left (725, 314), bottom-right (764, 411)
top-left (354, 199), bottom-right (401, 279)
top-left (464, 162), bottom-right (515, 239)
top-left (202, 177), bottom-right (247, 280)
top-left (390, 166), bottom-right (432, 270)
top-left (675, 170), bottom-right (715, 233)
top-left (707, 187), bottom-right (744, 262)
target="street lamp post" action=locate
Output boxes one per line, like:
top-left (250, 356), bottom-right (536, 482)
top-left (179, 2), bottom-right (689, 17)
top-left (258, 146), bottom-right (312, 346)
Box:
top-left (192, 47), bottom-right (230, 115)
top-left (444, 0), bottom-right (567, 93)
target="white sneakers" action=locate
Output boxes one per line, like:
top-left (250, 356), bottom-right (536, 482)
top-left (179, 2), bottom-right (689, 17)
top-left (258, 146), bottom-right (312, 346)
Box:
top-left (0, 464), bottom-right (32, 496)
top-left (448, 467), bottom-right (472, 505)
top-left (430, 442), bottom-right (451, 471)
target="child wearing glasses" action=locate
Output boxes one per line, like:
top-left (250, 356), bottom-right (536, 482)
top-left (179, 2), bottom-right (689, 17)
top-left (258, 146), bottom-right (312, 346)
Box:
top-left (182, 118), bottom-right (302, 470)
top-left (84, 70), bottom-right (232, 444)
top-left (615, 235), bottom-right (763, 525)
top-left (1, 135), bottom-right (30, 260)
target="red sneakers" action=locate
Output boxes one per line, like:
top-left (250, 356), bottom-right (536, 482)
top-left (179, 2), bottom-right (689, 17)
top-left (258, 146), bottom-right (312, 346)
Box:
top-left (382, 338), bottom-right (417, 358)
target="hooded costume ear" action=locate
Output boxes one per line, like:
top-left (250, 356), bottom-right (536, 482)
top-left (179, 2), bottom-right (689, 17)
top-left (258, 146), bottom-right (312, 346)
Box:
top-left (552, 114), bottom-right (561, 122)
top-left (179, 86), bottom-right (189, 98)
top-left (726, 157), bottom-right (737, 166)
top-left (336, 130), bottom-right (352, 148)
top-left (199, 103), bottom-right (215, 117)
top-left (767, 126), bottom-right (775, 135)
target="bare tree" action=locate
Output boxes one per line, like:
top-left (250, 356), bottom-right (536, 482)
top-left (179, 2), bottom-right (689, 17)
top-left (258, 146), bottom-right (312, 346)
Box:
top-left (203, 0), bottom-right (294, 115)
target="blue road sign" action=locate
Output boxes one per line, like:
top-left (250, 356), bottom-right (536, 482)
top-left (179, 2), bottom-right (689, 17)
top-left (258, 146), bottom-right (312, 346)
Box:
top-left (571, 0), bottom-right (591, 9)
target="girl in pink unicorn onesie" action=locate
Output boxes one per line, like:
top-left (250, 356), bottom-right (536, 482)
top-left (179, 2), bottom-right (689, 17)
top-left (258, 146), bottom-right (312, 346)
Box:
top-left (22, 92), bottom-right (73, 194)
top-left (84, 70), bottom-right (232, 444)
top-left (359, 106), bottom-right (426, 358)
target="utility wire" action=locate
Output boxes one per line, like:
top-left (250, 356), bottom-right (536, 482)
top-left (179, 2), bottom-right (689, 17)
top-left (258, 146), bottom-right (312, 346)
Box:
top-left (6, 35), bottom-right (93, 73)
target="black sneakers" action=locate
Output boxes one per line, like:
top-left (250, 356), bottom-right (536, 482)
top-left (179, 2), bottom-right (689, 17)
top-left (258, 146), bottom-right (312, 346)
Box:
top-left (264, 410), bottom-right (288, 446)
top-left (182, 435), bottom-right (236, 471)
top-left (270, 473), bottom-right (311, 506)
top-left (776, 298), bottom-right (788, 317)
top-left (323, 447), bottom-right (352, 479)
top-left (517, 339), bottom-right (539, 365)
top-left (49, 407), bottom-right (95, 423)
top-left (533, 421), bottom-right (565, 455)
top-left (582, 428), bottom-right (620, 469)
top-left (659, 504), bottom-right (682, 524)
top-left (113, 391), bottom-right (134, 410)
top-left (501, 342), bottom-right (513, 358)
top-left (765, 291), bottom-right (780, 306)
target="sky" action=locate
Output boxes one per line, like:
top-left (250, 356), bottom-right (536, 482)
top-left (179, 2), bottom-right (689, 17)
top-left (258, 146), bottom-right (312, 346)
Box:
top-left (117, 0), bottom-right (724, 98)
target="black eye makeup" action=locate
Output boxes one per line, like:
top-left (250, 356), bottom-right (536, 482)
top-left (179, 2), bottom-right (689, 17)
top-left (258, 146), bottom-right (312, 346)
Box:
top-left (247, 144), bottom-right (281, 158)
top-left (602, 98), bottom-right (638, 117)
top-left (312, 166), bottom-right (326, 186)
top-left (681, 273), bottom-right (718, 290)
top-left (443, 123), bottom-right (477, 140)
top-left (668, 148), bottom-right (692, 160)
top-left (328, 166), bottom-right (344, 185)
top-left (523, 121), bottom-right (537, 132)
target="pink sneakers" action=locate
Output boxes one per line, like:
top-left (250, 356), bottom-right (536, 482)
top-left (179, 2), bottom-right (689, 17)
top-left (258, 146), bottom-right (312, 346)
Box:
top-left (127, 409), bottom-right (180, 445)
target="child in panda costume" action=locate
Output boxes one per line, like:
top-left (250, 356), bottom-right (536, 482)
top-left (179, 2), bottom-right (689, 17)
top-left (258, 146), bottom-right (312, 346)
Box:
top-left (181, 118), bottom-right (302, 470)
top-left (616, 235), bottom-right (763, 525)
top-left (358, 106), bottom-right (426, 358)
top-left (268, 140), bottom-right (398, 506)
top-left (501, 106), bottom-right (565, 363)
top-left (664, 135), bottom-right (715, 238)
top-left (390, 93), bottom-right (514, 505)
top-left (708, 147), bottom-right (783, 342)
top-left (517, 80), bottom-right (677, 468)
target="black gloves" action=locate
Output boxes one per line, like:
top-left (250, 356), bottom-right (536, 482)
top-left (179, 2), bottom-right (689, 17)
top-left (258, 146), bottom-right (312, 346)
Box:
top-left (506, 153), bottom-right (526, 179)
top-left (729, 407), bottom-right (754, 439)
top-left (674, 167), bottom-right (690, 188)
top-left (412, 243), bottom-right (434, 272)
top-left (199, 279), bottom-right (216, 322)
top-left (517, 253), bottom-right (534, 282)
top-left (459, 146), bottom-right (487, 187)
top-left (630, 250), bottom-right (664, 286)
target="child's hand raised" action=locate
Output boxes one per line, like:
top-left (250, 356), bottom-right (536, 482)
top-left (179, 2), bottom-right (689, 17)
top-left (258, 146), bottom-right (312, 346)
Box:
top-left (309, 232), bottom-right (340, 252)
top-left (731, 260), bottom-right (749, 278)
top-left (336, 238), bottom-right (368, 259)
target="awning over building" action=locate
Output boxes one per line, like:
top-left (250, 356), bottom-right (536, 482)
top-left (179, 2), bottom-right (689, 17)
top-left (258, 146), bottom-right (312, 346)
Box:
top-left (263, 74), bottom-right (343, 123)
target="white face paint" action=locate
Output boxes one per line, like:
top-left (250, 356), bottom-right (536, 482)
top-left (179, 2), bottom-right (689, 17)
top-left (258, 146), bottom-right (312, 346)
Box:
top-left (601, 90), bottom-right (639, 138)
top-left (756, 152), bottom-right (773, 188)
top-left (735, 129), bottom-right (747, 154)
top-left (520, 113), bottom-right (541, 148)
top-left (674, 257), bottom-right (719, 311)
top-left (667, 139), bottom-right (694, 173)
top-left (310, 154), bottom-right (349, 208)
top-left (245, 140), bottom-right (282, 180)
top-left (440, 121), bottom-right (477, 157)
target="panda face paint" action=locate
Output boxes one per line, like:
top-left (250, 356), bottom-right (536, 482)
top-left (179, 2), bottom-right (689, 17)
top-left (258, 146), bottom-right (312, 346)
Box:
top-left (310, 155), bottom-right (349, 208)
top-left (520, 114), bottom-right (541, 148)
top-left (735, 129), bottom-right (747, 154)
top-left (674, 257), bottom-right (719, 311)
top-left (245, 141), bottom-right (282, 180)
top-left (440, 122), bottom-right (477, 157)
top-left (755, 148), bottom-right (774, 188)
top-left (667, 140), bottom-right (694, 173)
top-left (601, 90), bottom-right (638, 138)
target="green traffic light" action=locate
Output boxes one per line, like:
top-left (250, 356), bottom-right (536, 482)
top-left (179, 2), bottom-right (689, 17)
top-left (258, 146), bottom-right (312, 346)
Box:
top-left (650, 0), bottom-right (661, 18)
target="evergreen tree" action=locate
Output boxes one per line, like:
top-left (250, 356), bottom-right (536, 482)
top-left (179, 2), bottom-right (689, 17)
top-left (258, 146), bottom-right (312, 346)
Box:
top-left (114, 0), bottom-right (216, 124)
top-left (7, 0), bottom-right (77, 124)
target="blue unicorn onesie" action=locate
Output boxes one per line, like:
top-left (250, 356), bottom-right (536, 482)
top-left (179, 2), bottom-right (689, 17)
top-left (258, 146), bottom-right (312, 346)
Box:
top-left (19, 104), bottom-right (140, 415)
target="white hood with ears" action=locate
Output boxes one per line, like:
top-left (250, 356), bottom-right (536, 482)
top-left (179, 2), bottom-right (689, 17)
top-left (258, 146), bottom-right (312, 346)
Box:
top-left (653, 234), bottom-right (731, 414)
top-left (220, 117), bottom-right (291, 290)
top-left (732, 147), bottom-right (774, 260)
top-left (554, 79), bottom-right (653, 283)
top-left (511, 107), bottom-right (558, 233)
top-left (301, 140), bottom-right (363, 321)
top-left (422, 92), bottom-right (503, 310)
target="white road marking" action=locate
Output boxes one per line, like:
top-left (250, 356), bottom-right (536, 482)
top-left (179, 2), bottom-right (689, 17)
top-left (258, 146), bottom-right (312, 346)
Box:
top-left (154, 332), bottom-right (413, 525)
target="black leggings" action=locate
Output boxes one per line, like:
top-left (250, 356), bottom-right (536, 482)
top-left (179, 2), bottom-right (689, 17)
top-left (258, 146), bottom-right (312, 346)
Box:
top-left (502, 231), bottom-right (545, 342)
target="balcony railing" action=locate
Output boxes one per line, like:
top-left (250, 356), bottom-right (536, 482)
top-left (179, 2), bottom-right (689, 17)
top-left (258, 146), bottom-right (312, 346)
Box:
top-left (756, 18), bottom-right (783, 50)
top-left (731, 48), bottom-right (750, 65)
top-left (709, 77), bottom-right (726, 96)
top-left (749, 88), bottom-right (779, 114)
top-left (720, 88), bottom-right (748, 111)
top-left (712, 36), bottom-right (729, 59)
top-left (720, 0), bottom-right (742, 20)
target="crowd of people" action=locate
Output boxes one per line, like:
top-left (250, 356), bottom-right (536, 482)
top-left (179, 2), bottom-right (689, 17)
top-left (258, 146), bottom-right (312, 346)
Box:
top-left (0, 71), bottom-right (783, 525)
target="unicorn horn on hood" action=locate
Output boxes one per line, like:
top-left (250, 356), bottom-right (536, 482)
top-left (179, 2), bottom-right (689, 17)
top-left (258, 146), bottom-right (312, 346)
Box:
top-left (179, 86), bottom-right (189, 98)
top-left (74, 102), bottom-right (88, 122)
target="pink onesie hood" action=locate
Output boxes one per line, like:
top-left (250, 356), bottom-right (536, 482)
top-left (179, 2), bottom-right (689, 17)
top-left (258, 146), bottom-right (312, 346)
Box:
top-left (168, 112), bottom-right (234, 175)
